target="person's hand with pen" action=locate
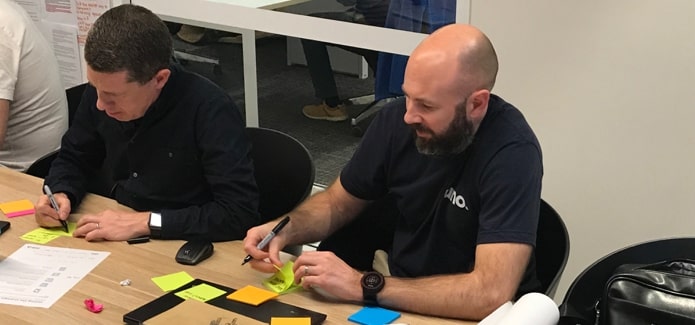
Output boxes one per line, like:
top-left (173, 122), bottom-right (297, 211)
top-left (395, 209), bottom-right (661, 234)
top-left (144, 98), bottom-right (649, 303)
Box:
top-left (35, 186), bottom-right (151, 241)
top-left (35, 186), bottom-right (72, 231)
top-left (242, 216), bottom-right (292, 273)
top-left (243, 215), bottom-right (365, 303)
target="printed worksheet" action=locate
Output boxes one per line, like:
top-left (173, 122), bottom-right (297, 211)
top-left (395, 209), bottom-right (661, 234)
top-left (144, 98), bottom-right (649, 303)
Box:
top-left (0, 244), bottom-right (109, 308)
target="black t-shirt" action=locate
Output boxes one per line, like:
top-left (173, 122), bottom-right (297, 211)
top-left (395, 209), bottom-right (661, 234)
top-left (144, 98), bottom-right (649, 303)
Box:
top-left (341, 95), bottom-right (543, 280)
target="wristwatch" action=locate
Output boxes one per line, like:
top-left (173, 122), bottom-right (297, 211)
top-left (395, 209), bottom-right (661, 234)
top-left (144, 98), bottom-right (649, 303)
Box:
top-left (361, 271), bottom-right (385, 306)
top-left (148, 212), bottom-right (162, 239)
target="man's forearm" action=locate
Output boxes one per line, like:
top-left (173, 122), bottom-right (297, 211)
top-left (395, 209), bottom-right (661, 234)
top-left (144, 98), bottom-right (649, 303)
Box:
top-left (378, 243), bottom-right (532, 320)
top-left (378, 273), bottom-right (508, 320)
top-left (283, 178), bottom-right (368, 246)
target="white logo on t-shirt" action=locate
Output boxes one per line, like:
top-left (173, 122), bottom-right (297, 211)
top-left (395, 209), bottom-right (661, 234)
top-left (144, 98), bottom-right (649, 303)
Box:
top-left (444, 187), bottom-right (469, 210)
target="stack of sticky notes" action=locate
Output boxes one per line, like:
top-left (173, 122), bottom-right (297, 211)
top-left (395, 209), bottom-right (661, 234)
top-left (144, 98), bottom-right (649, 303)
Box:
top-left (151, 271), bottom-right (195, 292)
top-left (0, 199), bottom-right (35, 218)
top-left (263, 261), bottom-right (302, 294)
top-left (270, 317), bottom-right (311, 325)
top-left (226, 285), bottom-right (279, 306)
top-left (174, 283), bottom-right (227, 302)
top-left (348, 306), bottom-right (401, 325)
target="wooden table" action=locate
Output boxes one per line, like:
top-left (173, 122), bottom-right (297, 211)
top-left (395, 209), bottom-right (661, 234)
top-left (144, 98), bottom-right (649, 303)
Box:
top-left (0, 168), bottom-right (473, 324)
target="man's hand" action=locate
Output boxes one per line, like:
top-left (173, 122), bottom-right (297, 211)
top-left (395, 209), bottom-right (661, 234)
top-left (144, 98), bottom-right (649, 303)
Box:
top-left (35, 192), bottom-right (71, 228)
top-left (292, 251), bottom-right (363, 302)
top-left (242, 222), bottom-right (290, 272)
top-left (74, 210), bottom-right (150, 241)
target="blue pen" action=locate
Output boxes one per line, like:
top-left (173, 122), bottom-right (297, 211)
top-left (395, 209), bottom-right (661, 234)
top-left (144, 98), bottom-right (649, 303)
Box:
top-left (43, 185), bottom-right (69, 233)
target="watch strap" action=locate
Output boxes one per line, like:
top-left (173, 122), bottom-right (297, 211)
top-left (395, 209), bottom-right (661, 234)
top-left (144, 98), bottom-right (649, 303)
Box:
top-left (361, 271), bottom-right (385, 306)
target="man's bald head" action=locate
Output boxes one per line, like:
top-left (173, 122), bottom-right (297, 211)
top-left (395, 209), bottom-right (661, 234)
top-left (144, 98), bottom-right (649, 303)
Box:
top-left (410, 24), bottom-right (499, 93)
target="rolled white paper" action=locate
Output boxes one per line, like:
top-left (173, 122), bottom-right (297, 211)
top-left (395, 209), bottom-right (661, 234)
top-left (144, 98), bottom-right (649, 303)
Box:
top-left (496, 292), bottom-right (559, 325)
top-left (479, 301), bottom-right (513, 325)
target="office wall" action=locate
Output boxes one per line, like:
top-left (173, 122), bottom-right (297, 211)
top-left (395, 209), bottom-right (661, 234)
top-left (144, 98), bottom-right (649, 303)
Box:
top-left (471, 0), bottom-right (695, 300)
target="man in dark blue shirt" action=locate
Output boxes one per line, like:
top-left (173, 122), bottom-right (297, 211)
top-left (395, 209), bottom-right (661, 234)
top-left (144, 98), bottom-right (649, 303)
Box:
top-left (34, 5), bottom-right (259, 242)
top-left (244, 24), bottom-right (542, 320)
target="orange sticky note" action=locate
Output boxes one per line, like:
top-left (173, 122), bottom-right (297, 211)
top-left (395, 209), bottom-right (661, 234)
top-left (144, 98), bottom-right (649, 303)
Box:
top-left (0, 199), bottom-right (35, 218)
top-left (271, 317), bottom-right (311, 325)
top-left (226, 285), bottom-right (279, 306)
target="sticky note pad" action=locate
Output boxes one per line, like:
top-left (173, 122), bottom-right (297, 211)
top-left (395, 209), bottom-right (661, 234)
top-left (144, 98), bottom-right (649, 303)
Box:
top-left (271, 317), bottom-right (311, 325)
top-left (174, 283), bottom-right (227, 302)
top-left (263, 260), bottom-right (302, 294)
top-left (348, 306), bottom-right (401, 325)
top-left (151, 271), bottom-right (195, 292)
top-left (0, 199), bottom-right (35, 217)
top-left (226, 285), bottom-right (279, 306)
top-left (21, 222), bottom-right (77, 244)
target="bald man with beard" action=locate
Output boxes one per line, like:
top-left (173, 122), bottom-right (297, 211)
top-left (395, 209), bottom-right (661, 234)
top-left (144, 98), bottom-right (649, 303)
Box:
top-left (243, 24), bottom-right (543, 321)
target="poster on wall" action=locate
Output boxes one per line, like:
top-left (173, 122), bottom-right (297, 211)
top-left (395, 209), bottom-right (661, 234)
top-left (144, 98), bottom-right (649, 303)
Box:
top-left (13, 0), bottom-right (113, 88)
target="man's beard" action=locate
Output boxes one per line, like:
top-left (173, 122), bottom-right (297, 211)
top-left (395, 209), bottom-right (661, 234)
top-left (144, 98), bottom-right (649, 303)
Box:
top-left (412, 100), bottom-right (475, 156)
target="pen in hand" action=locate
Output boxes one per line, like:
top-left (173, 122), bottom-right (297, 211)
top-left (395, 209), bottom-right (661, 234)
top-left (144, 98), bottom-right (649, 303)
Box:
top-left (43, 185), bottom-right (69, 233)
top-left (242, 215), bottom-right (291, 265)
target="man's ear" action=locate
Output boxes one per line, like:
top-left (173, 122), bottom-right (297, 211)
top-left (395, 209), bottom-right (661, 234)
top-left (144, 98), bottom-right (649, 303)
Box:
top-left (468, 89), bottom-right (491, 121)
top-left (152, 69), bottom-right (171, 90)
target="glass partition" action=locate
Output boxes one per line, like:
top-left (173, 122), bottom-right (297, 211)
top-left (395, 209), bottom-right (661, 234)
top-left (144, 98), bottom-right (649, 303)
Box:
top-left (137, 0), bottom-right (469, 184)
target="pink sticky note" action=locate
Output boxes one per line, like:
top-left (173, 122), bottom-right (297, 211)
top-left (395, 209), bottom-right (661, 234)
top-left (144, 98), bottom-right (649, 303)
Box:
top-left (6, 209), bottom-right (35, 218)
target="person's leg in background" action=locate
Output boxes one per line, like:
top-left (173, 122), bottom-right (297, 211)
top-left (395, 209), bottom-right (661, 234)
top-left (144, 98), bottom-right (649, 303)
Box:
top-left (300, 11), bottom-right (370, 122)
top-left (301, 37), bottom-right (348, 121)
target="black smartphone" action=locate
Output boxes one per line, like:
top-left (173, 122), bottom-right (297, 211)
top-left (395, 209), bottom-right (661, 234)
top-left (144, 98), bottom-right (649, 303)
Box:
top-left (0, 220), bottom-right (10, 235)
top-left (127, 236), bottom-right (150, 244)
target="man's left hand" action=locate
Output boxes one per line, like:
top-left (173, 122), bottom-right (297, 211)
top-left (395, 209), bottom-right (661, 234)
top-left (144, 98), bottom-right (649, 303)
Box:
top-left (292, 251), bottom-right (364, 302)
top-left (74, 210), bottom-right (150, 241)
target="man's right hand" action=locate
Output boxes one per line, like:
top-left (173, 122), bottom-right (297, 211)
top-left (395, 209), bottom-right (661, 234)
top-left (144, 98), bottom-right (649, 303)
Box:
top-left (242, 222), bottom-right (288, 273)
top-left (35, 192), bottom-right (72, 228)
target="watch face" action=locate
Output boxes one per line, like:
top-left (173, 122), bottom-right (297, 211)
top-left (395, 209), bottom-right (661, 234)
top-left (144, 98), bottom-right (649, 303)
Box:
top-left (362, 272), bottom-right (384, 290)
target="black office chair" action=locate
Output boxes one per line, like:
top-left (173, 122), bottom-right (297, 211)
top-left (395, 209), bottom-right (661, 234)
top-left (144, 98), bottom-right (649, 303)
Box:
top-left (246, 127), bottom-right (315, 255)
top-left (536, 199), bottom-right (571, 297)
top-left (65, 83), bottom-right (87, 126)
top-left (558, 237), bottom-right (695, 325)
top-left (25, 149), bottom-right (59, 178)
top-left (25, 83), bottom-right (86, 178)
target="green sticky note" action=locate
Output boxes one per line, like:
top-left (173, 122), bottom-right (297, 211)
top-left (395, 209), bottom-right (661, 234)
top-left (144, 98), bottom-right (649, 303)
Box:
top-left (263, 261), bottom-right (302, 294)
top-left (174, 283), bottom-right (227, 302)
top-left (21, 222), bottom-right (77, 244)
top-left (151, 271), bottom-right (195, 292)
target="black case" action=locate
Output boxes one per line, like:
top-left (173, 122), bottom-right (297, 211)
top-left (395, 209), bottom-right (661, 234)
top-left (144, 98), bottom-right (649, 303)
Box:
top-left (123, 278), bottom-right (326, 325)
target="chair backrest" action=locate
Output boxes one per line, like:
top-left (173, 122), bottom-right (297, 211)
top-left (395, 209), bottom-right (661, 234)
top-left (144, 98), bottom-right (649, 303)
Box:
top-left (25, 84), bottom-right (86, 178)
top-left (25, 149), bottom-right (59, 178)
top-left (246, 127), bottom-right (315, 223)
top-left (558, 237), bottom-right (695, 324)
top-left (65, 83), bottom-right (87, 126)
top-left (535, 199), bottom-right (570, 297)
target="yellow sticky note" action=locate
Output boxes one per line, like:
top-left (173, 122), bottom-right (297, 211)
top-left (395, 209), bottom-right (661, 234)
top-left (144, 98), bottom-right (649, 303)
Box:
top-left (226, 285), bottom-right (279, 306)
top-left (271, 317), bottom-right (311, 325)
top-left (0, 199), bottom-right (35, 217)
top-left (151, 271), bottom-right (195, 292)
top-left (263, 261), bottom-right (302, 294)
top-left (174, 283), bottom-right (227, 302)
top-left (21, 222), bottom-right (77, 244)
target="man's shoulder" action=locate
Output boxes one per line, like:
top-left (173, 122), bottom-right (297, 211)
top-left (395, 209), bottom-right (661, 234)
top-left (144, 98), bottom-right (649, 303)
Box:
top-left (166, 65), bottom-right (234, 105)
top-left (482, 94), bottom-right (539, 146)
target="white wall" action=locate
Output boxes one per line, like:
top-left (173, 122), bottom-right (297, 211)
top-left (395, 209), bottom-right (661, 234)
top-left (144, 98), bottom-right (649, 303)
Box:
top-left (471, 0), bottom-right (695, 300)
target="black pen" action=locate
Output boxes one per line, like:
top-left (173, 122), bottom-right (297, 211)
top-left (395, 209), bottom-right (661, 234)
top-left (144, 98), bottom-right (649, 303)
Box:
top-left (43, 185), bottom-right (69, 233)
top-left (242, 216), bottom-right (291, 265)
